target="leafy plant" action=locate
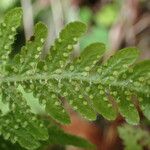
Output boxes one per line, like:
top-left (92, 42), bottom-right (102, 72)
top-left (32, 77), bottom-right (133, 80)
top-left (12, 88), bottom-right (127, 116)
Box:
top-left (0, 7), bottom-right (149, 150)
top-left (118, 124), bottom-right (150, 150)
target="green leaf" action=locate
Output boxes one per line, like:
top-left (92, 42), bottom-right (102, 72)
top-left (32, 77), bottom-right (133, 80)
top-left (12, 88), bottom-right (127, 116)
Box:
top-left (47, 126), bottom-right (94, 149)
top-left (0, 7), bottom-right (150, 150)
top-left (73, 42), bottom-right (106, 71)
top-left (47, 21), bottom-right (87, 71)
top-left (113, 88), bottom-right (139, 125)
top-left (89, 84), bottom-right (117, 120)
top-left (61, 80), bottom-right (96, 120)
top-left (0, 7), bottom-right (22, 62)
top-left (0, 136), bottom-right (25, 150)
top-left (12, 22), bottom-right (48, 74)
top-left (140, 95), bottom-right (150, 120)
top-left (118, 125), bottom-right (150, 150)
top-left (45, 91), bottom-right (71, 124)
top-left (100, 47), bottom-right (139, 82)
top-left (125, 60), bottom-right (150, 94)
top-left (0, 87), bottom-right (48, 150)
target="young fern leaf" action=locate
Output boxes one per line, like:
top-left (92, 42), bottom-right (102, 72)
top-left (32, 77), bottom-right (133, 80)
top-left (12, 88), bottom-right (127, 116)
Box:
top-left (0, 7), bottom-right (150, 150)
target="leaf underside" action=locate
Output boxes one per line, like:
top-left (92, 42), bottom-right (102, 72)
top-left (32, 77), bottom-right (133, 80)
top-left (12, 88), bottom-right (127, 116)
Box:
top-left (0, 7), bottom-right (150, 150)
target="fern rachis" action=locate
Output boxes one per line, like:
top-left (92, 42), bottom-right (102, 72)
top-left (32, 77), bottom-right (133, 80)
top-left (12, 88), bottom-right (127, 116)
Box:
top-left (0, 7), bottom-right (150, 150)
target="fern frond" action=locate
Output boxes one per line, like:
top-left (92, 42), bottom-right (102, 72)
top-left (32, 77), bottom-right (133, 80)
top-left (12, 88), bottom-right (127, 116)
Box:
top-left (118, 124), bottom-right (150, 150)
top-left (0, 8), bottom-right (22, 62)
top-left (47, 125), bottom-right (94, 149)
top-left (0, 7), bottom-right (150, 149)
top-left (0, 135), bottom-right (25, 150)
top-left (0, 86), bottom-right (48, 150)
